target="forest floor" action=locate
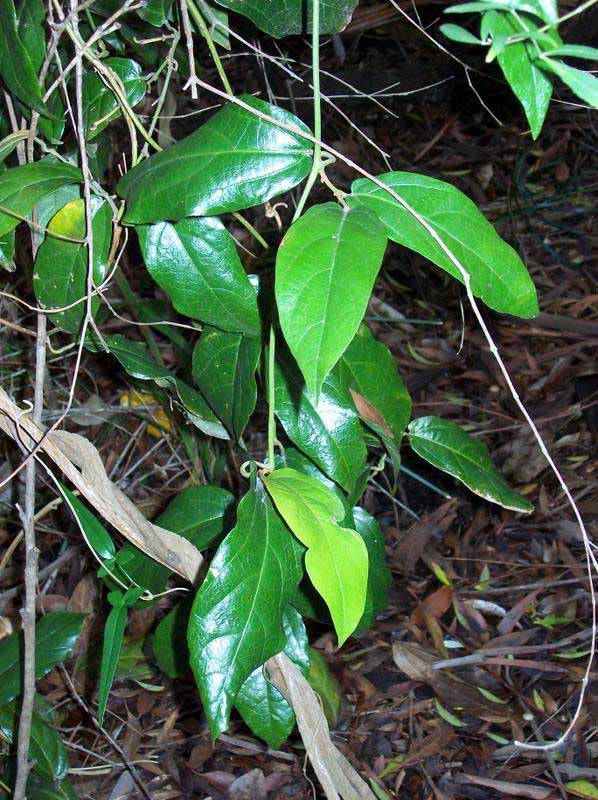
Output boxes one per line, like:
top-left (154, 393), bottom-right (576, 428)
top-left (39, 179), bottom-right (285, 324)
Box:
top-left (0, 1), bottom-right (596, 798)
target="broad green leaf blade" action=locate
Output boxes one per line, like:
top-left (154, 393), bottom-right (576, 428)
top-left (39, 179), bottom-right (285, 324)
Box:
top-left (408, 416), bottom-right (533, 512)
top-left (440, 23), bottom-right (482, 44)
top-left (336, 324), bottom-right (411, 445)
top-left (276, 203), bottom-right (387, 398)
top-left (539, 58), bottom-right (598, 107)
top-left (137, 216), bottom-right (260, 336)
top-left (137, 0), bottom-right (174, 26)
top-left (0, 161), bottom-right (81, 238)
top-left (118, 95), bottom-right (312, 224)
top-left (213, 0), bottom-right (358, 37)
top-left (0, 699), bottom-right (68, 780)
top-left (481, 10), bottom-right (553, 138)
top-left (33, 198), bottom-right (113, 333)
top-left (60, 484), bottom-right (115, 560)
top-left (352, 507), bottom-right (391, 634)
top-left (16, 0), bottom-right (46, 75)
top-left (0, 0), bottom-right (52, 118)
top-left (348, 172), bottom-right (539, 319)
top-left (274, 345), bottom-right (367, 493)
top-left (264, 468), bottom-right (369, 645)
top-left (188, 481), bottom-right (303, 740)
top-left (192, 325), bottom-right (261, 439)
top-left (83, 57), bottom-right (147, 140)
top-left (153, 596), bottom-right (193, 678)
top-left (0, 612), bottom-right (85, 706)
top-left (98, 594), bottom-right (128, 725)
top-left (235, 606), bottom-right (309, 748)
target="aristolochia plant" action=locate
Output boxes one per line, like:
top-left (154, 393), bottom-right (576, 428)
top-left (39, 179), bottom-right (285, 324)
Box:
top-left (1, 0), bottom-right (592, 795)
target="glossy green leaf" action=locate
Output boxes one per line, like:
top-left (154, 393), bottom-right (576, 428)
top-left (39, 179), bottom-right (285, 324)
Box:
top-left (352, 507), bottom-right (391, 633)
top-left (0, 699), bottom-right (67, 780)
top-left (137, 216), bottom-right (260, 336)
top-left (137, 0), bottom-right (173, 27)
top-left (0, 0), bottom-right (53, 118)
top-left (264, 468), bottom-right (369, 645)
top-left (33, 183), bottom-right (81, 232)
top-left (97, 591), bottom-right (128, 725)
top-left (440, 23), bottom-right (482, 44)
top-left (33, 198), bottom-right (112, 333)
top-left (274, 345), bottom-right (367, 493)
top-left (0, 230), bottom-right (15, 271)
top-left (235, 606), bottom-right (309, 748)
top-left (83, 57), bottom-right (146, 139)
top-left (0, 161), bottom-right (80, 238)
top-left (336, 324), bottom-right (411, 445)
top-left (212, 0), bottom-right (358, 37)
top-left (117, 95), bottom-right (311, 223)
top-left (16, 0), bottom-right (46, 75)
top-left (408, 416), bottom-right (533, 513)
top-left (276, 203), bottom-right (386, 399)
top-left (153, 595), bottom-right (193, 678)
top-left (481, 11), bottom-right (554, 138)
top-left (188, 480), bottom-right (303, 740)
top-left (539, 58), bottom-right (598, 107)
top-left (60, 484), bottom-right (115, 561)
top-left (348, 171), bottom-right (539, 318)
top-left (192, 325), bottom-right (261, 439)
top-left (198, 1), bottom-right (230, 49)
top-left (0, 612), bottom-right (85, 706)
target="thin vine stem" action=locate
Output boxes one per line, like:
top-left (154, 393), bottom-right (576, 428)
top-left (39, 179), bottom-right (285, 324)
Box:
top-left (186, 0), bottom-right (233, 97)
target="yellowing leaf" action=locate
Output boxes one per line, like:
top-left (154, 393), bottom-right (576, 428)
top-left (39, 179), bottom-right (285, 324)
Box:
top-left (119, 390), bottom-right (172, 438)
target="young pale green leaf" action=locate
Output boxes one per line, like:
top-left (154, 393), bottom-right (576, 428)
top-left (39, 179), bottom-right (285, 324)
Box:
top-left (97, 592), bottom-right (128, 725)
top-left (440, 23), bottom-right (482, 44)
top-left (137, 216), bottom-right (260, 336)
top-left (264, 468), bottom-right (369, 645)
top-left (352, 507), bottom-right (391, 634)
top-left (0, 699), bottom-right (68, 780)
top-left (336, 324), bottom-right (411, 445)
top-left (60, 484), bottom-right (115, 561)
top-left (118, 95), bottom-right (312, 224)
top-left (33, 198), bottom-right (113, 333)
top-left (276, 203), bottom-right (387, 399)
top-left (0, 0), bottom-right (53, 118)
top-left (539, 58), bottom-right (598, 107)
top-left (212, 0), bottom-right (358, 38)
top-left (348, 172), bottom-right (539, 318)
top-left (192, 325), bottom-right (261, 439)
top-left (0, 612), bottom-right (85, 706)
top-left (0, 161), bottom-right (81, 238)
top-left (234, 606), bottom-right (309, 748)
top-left (16, 0), bottom-right (46, 74)
top-left (83, 57), bottom-right (146, 139)
top-left (408, 416), bottom-right (533, 513)
top-left (446, 0), bottom-right (556, 23)
top-left (188, 481), bottom-right (303, 740)
top-left (480, 10), bottom-right (555, 139)
top-left (274, 345), bottom-right (367, 493)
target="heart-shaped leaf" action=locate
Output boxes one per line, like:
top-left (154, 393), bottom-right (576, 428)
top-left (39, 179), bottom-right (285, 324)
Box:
top-left (276, 202), bottom-right (387, 399)
top-left (264, 468), bottom-right (369, 645)
top-left (349, 171), bottom-right (539, 318)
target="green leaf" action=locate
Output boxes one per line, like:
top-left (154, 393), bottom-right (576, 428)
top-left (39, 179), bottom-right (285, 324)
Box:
top-left (440, 23), bottom-right (482, 44)
top-left (137, 216), bottom-right (260, 336)
top-left (336, 324), bottom-right (411, 447)
top-left (26, 775), bottom-right (77, 800)
top-left (0, 131), bottom-right (30, 164)
top-left (16, 0), bottom-right (46, 75)
top-left (274, 344), bottom-right (367, 493)
top-left (0, 161), bottom-right (81, 238)
top-left (564, 780), bottom-right (598, 799)
top-left (544, 45), bottom-right (598, 60)
top-left (0, 0), bottom-right (53, 118)
top-left (234, 606), bottom-right (309, 748)
top-left (481, 10), bottom-right (554, 138)
top-left (0, 612), bottom-right (85, 706)
top-left (212, 0), bottom-right (358, 37)
top-left (192, 325), bottom-right (261, 439)
top-left (276, 203), bottom-right (386, 399)
top-left (446, 0), bottom-right (556, 23)
top-left (435, 698), bottom-right (465, 727)
top-left (0, 699), bottom-right (67, 780)
top-left (264, 468), bottom-right (369, 645)
top-left (408, 416), bottom-right (533, 513)
top-left (83, 57), bottom-right (146, 139)
top-left (33, 198), bottom-right (113, 333)
top-left (0, 230), bottom-right (15, 271)
top-left (153, 596), bottom-right (193, 678)
top-left (118, 95), bottom-right (312, 224)
top-left (539, 58), bottom-right (598, 107)
top-left (352, 507), bottom-right (391, 633)
top-left (98, 590), bottom-right (131, 725)
top-left (305, 647), bottom-right (341, 727)
top-left (188, 480), bottom-right (303, 740)
top-left (60, 484), bottom-right (115, 561)
top-left (137, 0), bottom-right (173, 27)
top-left (348, 171), bottom-right (539, 318)
top-left (199, 1), bottom-right (230, 49)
